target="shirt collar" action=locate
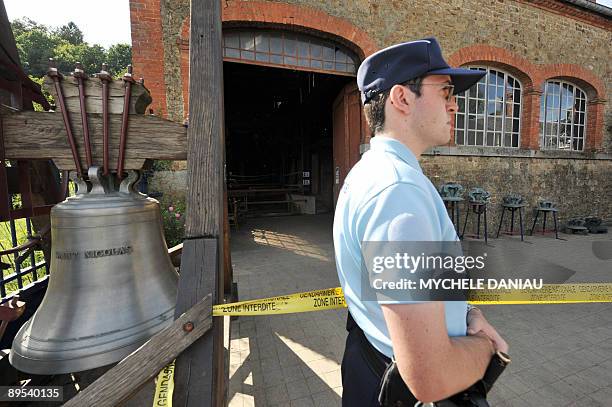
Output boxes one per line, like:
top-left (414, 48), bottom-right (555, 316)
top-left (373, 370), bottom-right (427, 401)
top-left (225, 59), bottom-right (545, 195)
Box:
top-left (369, 137), bottom-right (423, 172)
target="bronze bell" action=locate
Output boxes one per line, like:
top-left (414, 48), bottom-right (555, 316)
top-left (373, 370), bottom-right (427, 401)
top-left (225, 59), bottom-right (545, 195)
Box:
top-left (10, 167), bottom-right (178, 374)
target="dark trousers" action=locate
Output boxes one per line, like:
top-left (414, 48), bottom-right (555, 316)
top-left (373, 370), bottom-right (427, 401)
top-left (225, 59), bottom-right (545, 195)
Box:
top-left (341, 327), bottom-right (383, 407)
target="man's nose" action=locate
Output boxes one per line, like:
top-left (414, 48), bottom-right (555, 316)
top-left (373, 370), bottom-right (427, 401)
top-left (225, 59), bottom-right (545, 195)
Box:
top-left (447, 97), bottom-right (459, 113)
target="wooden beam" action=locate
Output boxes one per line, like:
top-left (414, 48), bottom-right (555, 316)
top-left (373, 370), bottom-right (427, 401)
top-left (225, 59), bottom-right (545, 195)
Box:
top-left (42, 75), bottom-right (152, 115)
top-left (0, 110), bottom-right (187, 170)
top-left (63, 294), bottom-right (212, 407)
top-left (173, 0), bottom-right (227, 405)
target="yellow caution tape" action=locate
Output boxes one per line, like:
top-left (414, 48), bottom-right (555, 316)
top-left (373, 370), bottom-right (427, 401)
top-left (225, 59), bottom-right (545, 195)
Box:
top-left (210, 283), bottom-right (612, 316)
top-left (153, 283), bottom-right (612, 405)
top-left (467, 283), bottom-right (612, 305)
top-left (213, 287), bottom-right (346, 316)
top-left (153, 360), bottom-right (175, 407)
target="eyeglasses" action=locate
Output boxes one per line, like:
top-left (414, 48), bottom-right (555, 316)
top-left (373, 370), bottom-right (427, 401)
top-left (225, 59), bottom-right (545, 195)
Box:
top-left (417, 83), bottom-right (456, 102)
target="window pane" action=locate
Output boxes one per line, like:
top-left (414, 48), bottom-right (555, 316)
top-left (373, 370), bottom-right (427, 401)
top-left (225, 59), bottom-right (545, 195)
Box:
top-left (284, 36), bottom-right (296, 55)
top-left (298, 41), bottom-right (309, 57)
top-left (311, 44), bottom-right (322, 58)
top-left (225, 48), bottom-right (240, 58)
top-left (270, 54), bottom-right (283, 64)
top-left (270, 34), bottom-right (282, 53)
top-left (477, 100), bottom-right (485, 114)
top-left (476, 132), bottom-right (484, 146)
top-left (255, 34), bottom-right (269, 52)
top-left (455, 130), bottom-right (464, 145)
top-left (456, 115), bottom-right (465, 130)
top-left (256, 52), bottom-right (269, 62)
top-left (495, 117), bottom-right (502, 131)
top-left (225, 32), bottom-right (240, 48)
top-left (335, 62), bottom-right (347, 71)
top-left (468, 99), bottom-right (477, 113)
top-left (336, 49), bottom-right (347, 62)
top-left (477, 83), bottom-right (486, 99)
top-left (284, 56), bottom-right (297, 65)
top-left (468, 130), bottom-right (476, 145)
top-left (241, 50), bottom-right (254, 60)
top-left (311, 59), bottom-right (322, 69)
top-left (476, 117), bottom-right (484, 130)
top-left (240, 32), bottom-right (255, 50)
top-left (323, 46), bottom-right (334, 61)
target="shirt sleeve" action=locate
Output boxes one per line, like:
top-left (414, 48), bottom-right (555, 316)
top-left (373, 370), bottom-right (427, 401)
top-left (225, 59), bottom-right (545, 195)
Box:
top-left (358, 182), bottom-right (440, 243)
top-left (356, 182), bottom-right (441, 304)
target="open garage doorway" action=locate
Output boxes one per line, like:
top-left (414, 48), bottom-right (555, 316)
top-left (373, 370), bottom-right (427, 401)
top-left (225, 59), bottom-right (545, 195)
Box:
top-left (224, 61), bottom-right (353, 219)
top-left (221, 28), bottom-right (367, 406)
top-left (221, 28), bottom-right (366, 222)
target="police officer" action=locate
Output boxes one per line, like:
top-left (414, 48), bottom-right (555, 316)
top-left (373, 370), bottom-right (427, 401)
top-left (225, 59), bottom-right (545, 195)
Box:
top-left (333, 38), bottom-right (509, 405)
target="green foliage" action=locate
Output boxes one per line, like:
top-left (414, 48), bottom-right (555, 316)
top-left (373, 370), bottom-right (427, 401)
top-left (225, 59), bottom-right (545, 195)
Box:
top-left (28, 75), bottom-right (54, 111)
top-left (152, 160), bottom-right (173, 172)
top-left (1, 219), bottom-right (47, 298)
top-left (161, 200), bottom-right (186, 248)
top-left (54, 22), bottom-right (83, 45)
top-left (14, 23), bottom-right (61, 77)
top-left (107, 44), bottom-right (132, 76)
top-left (10, 18), bottom-right (132, 78)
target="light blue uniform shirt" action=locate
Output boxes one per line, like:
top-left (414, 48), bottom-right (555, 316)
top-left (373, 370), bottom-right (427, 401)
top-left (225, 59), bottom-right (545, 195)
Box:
top-left (333, 137), bottom-right (468, 358)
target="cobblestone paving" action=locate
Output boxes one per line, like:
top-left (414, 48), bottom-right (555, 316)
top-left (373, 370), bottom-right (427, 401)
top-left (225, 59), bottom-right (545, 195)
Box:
top-left (227, 214), bottom-right (611, 407)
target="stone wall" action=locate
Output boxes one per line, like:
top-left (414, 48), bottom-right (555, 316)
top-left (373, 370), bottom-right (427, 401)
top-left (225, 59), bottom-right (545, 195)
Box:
top-left (421, 154), bottom-right (612, 233)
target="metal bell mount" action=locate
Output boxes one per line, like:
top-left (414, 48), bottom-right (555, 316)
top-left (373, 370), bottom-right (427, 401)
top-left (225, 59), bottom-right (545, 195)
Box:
top-left (10, 62), bottom-right (178, 374)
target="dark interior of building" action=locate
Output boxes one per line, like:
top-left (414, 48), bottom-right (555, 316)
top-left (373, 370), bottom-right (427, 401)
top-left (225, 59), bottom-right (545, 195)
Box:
top-left (223, 61), bottom-right (352, 217)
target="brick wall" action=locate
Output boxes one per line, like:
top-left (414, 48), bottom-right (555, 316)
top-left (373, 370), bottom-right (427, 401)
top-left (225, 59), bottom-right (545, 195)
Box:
top-left (129, 0), bottom-right (167, 116)
top-left (132, 0), bottom-right (612, 224)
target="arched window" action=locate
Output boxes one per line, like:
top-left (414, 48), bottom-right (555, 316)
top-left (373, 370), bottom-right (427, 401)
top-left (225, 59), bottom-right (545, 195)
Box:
top-left (540, 80), bottom-right (587, 151)
top-left (222, 29), bottom-right (359, 76)
top-left (454, 67), bottom-right (522, 148)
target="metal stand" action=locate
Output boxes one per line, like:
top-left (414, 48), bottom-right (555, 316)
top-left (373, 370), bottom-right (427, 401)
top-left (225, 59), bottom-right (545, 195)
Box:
top-left (496, 205), bottom-right (526, 241)
top-left (461, 202), bottom-right (488, 244)
top-left (530, 208), bottom-right (559, 239)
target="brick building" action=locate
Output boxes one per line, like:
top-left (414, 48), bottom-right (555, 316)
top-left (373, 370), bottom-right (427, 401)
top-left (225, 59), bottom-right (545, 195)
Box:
top-left (129, 0), bottom-right (612, 227)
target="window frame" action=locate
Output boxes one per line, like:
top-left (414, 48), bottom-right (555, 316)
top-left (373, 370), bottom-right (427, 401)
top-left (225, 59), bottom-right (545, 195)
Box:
top-left (222, 29), bottom-right (359, 76)
top-left (454, 66), bottom-right (522, 149)
top-left (539, 80), bottom-right (587, 151)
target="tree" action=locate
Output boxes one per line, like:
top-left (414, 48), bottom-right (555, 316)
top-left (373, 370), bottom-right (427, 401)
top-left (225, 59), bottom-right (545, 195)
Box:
top-left (10, 17), bottom-right (41, 38)
top-left (106, 43), bottom-right (132, 76)
top-left (54, 22), bottom-right (84, 45)
top-left (14, 26), bottom-right (61, 77)
top-left (11, 18), bottom-right (132, 77)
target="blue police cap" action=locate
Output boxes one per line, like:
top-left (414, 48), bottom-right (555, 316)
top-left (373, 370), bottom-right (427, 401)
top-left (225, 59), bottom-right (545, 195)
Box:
top-left (357, 37), bottom-right (486, 104)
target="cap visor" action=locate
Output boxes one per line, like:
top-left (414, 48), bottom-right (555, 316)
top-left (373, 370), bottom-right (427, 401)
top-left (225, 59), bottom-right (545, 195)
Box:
top-left (427, 67), bottom-right (486, 94)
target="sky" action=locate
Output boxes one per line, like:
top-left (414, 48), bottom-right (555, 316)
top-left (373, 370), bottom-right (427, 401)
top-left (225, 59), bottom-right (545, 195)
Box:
top-left (4, 0), bottom-right (132, 48)
top-left (4, 0), bottom-right (612, 49)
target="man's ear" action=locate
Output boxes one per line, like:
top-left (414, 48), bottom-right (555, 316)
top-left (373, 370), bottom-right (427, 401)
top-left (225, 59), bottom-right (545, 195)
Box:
top-left (387, 84), bottom-right (413, 116)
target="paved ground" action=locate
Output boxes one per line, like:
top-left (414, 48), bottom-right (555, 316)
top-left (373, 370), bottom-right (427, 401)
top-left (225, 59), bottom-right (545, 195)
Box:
top-left (226, 214), bottom-right (612, 407)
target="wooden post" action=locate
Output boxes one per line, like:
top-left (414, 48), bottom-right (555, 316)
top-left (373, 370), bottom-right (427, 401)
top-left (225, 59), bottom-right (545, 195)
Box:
top-left (172, 0), bottom-right (226, 406)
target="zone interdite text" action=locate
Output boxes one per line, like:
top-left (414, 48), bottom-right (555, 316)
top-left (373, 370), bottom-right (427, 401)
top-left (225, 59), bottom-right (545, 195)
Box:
top-left (370, 253), bottom-right (543, 290)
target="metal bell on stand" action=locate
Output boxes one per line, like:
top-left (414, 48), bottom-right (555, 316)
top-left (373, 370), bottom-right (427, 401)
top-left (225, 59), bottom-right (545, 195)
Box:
top-left (10, 167), bottom-right (178, 374)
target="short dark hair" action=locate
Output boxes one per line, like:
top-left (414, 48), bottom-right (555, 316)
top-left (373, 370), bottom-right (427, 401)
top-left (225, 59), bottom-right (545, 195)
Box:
top-left (363, 77), bottom-right (423, 135)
